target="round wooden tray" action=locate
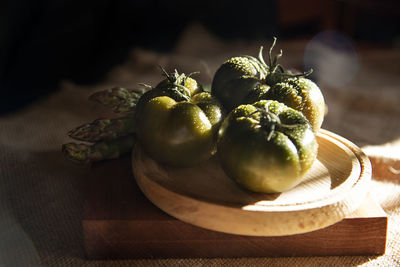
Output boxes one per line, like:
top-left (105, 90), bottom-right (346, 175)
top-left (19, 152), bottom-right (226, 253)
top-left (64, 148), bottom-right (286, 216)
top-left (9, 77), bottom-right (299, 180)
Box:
top-left (132, 129), bottom-right (371, 236)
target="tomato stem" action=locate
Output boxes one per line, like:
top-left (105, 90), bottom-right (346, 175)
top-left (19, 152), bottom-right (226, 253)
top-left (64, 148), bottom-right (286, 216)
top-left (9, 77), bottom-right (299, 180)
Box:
top-left (257, 46), bottom-right (269, 75)
top-left (187, 71), bottom-right (200, 78)
top-left (137, 83), bottom-right (153, 90)
top-left (251, 102), bottom-right (302, 141)
top-left (158, 65), bottom-right (192, 101)
top-left (264, 38), bottom-right (313, 85)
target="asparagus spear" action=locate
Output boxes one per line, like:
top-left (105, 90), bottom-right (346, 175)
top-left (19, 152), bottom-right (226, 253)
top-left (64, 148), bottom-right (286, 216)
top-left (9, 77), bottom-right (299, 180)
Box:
top-left (63, 87), bottom-right (141, 163)
top-left (89, 87), bottom-right (144, 113)
top-left (62, 135), bottom-right (136, 164)
top-left (68, 117), bottom-right (135, 142)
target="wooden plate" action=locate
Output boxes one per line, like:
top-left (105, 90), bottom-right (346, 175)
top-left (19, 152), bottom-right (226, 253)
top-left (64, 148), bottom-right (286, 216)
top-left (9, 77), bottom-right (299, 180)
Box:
top-left (132, 129), bottom-right (371, 236)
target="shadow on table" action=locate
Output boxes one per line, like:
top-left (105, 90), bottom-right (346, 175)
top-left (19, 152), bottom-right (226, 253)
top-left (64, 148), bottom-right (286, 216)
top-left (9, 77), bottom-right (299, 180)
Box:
top-left (0, 149), bottom-right (89, 265)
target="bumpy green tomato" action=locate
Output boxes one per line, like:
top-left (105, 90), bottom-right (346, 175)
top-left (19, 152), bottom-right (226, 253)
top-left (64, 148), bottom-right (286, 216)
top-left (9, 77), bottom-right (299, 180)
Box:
top-left (211, 39), bottom-right (325, 133)
top-left (135, 69), bottom-right (203, 120)
top-left (211, 56), bottom-right (268, 111)
top-left (155, 71), bottom-right (203, 96)
top-left (244, 77), bottom-right (325, 132)
top-left (135, 89), bottom-right (224, 166)
top-left (217, 100), bottom-right (318, 193)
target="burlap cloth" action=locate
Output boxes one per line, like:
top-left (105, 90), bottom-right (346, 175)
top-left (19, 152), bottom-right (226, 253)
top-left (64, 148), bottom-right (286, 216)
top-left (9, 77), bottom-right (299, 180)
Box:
top-left (1, 24), bottom-right (399, 266)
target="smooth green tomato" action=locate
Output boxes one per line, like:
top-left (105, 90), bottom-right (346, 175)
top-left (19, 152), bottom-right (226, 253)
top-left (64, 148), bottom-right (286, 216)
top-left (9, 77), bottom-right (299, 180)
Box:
top-left (135, 70), bottom-right (224, 166)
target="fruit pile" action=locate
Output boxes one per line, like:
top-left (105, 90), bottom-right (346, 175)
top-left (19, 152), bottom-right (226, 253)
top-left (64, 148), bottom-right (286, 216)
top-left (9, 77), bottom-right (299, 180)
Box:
top-left (63, 38), bottom-right (325, 193)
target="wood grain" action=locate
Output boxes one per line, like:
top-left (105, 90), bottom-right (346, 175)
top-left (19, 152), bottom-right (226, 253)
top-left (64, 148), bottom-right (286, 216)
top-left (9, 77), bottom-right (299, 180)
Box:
top-left (132, 129), bottom-right (372, 236)
top-left (83, 130), bottom-right (387, 259)
top-left (369, 156), bottom-right (400, 183)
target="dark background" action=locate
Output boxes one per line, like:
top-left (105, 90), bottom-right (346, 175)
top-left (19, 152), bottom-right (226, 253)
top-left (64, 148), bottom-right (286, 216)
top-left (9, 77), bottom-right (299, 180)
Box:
top-left (0, 0), bottom-right (399, 114)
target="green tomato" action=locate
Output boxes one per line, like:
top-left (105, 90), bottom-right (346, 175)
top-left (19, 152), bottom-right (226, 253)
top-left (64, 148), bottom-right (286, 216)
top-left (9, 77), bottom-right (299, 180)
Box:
top-left (135, 69), bottom-right (204, 122)
top-left (211, 38), bottom-right (325, 132)
top-left (135, 89), bottom-right (224, 166)
top-left (217, 100), bottom-right (318, 193)
top-left (211, 54), bottom-right (268, 111)
top-left (244, 77), bottom-right (325, 133)
top-left (155, 69), bottom-right (203, 97)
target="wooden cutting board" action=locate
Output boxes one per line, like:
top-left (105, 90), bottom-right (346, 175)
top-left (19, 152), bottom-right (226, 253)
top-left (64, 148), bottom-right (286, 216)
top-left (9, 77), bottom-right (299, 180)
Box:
top-left (83, 130), bottom-right (387, 259)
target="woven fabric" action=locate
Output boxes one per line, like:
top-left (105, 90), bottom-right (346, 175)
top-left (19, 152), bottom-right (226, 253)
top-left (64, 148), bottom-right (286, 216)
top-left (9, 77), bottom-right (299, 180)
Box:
top-left (1, 24), bottom-right (399, 266)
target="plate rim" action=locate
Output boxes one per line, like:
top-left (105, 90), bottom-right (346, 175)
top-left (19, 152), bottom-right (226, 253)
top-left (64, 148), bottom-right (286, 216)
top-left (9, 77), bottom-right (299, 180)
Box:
top-left (132, 129), bottom-right (372, 236)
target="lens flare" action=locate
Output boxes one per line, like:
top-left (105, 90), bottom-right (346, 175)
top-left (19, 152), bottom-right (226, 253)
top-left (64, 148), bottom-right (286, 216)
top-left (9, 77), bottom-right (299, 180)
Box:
top-left (304, 31), bottom-right (360, 89)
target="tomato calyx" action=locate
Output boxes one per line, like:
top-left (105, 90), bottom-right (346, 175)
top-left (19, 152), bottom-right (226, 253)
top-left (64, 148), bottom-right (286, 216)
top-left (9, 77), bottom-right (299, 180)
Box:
top-left (139, 66), bottom-right (201, 102)
top-left (251, 102), bottom-right (301, 141)
top-left (242, 46), bottom-right (269, 80)
top-left (158, 66), bottom-right (196, 101)
top-left (264, 37), bottom-right (313, 86)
